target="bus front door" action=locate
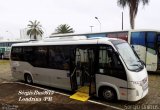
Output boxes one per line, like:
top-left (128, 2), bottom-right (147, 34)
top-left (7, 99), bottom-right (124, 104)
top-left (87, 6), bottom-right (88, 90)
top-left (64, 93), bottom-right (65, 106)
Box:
top-left (70, 47), bottom-right (96, 96)
top-left (70, 49), bottom-right (78, 91)
top-left (70, 67), bottom-right (78, 91)
top-left (88, 49), bottom-right (96, 95)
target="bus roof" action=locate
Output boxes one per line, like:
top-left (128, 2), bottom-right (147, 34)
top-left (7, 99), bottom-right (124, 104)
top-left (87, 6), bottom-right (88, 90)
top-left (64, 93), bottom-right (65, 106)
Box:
top-left (11, 37), bottom-right (123, 47)
top-left (0, 40), bottom-right (29, 43)
top-left (50, 30), bottom-right (129, 38)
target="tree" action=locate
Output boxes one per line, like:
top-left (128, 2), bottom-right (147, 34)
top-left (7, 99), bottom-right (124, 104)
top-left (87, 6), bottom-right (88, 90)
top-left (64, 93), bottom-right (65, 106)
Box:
top-left (54, 24), bottom-right (74, 34)
top-left (27, 20), bottom-right (44, 40)
top-left (117, 0), bottom-right (149, 29)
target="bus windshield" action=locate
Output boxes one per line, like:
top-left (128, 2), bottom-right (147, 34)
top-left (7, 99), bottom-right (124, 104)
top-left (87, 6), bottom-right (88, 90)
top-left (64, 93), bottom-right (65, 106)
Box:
top-left (113, 41), bottom-right (143, 71)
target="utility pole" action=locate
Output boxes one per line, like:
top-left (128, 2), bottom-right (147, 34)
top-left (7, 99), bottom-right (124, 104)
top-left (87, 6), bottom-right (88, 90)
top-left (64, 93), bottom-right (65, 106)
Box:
top-left (122, 12), bottom-right (123, 30)
top-left (95, 17), bottom-right (101, 32)
top-left (90, 26), bottom-right (94, 32)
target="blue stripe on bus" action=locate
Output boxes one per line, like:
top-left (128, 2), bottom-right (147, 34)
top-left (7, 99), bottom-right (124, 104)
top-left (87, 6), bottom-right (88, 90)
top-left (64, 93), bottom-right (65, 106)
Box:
top-left (131, 32), bottom-right (145, 46)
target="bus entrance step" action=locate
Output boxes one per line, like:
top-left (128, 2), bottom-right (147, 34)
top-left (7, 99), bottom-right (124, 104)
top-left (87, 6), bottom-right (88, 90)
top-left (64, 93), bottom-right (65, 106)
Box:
top-left (77, 86), bottom-right (89, 94)
top-left (69, 91), bottom-right (90, 102)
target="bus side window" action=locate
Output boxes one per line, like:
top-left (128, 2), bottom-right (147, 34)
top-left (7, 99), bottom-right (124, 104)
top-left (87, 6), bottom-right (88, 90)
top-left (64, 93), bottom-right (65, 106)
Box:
top-left (33, 47), bottom-right (48, 67)
top-left (49, 47), bottom-right (56, 68)
top-left (23, 47), bottom-right (34, 62)
top-left (11, 47), bottom-right (23, 61)
top-left (98, 45), bottom-right (127, 80)
top-left (49, 46), bottom-right (70, 70)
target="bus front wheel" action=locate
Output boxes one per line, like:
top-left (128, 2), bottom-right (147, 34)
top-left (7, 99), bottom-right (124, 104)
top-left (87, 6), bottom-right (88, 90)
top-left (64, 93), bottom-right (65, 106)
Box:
top-left (99, 87), bottom-right (117, 102)
top-left (25, 74), bottom-right (33, 84)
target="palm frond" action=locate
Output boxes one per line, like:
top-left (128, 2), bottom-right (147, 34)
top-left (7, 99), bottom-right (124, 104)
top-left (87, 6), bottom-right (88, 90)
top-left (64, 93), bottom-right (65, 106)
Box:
top-left (27, 20), bottom-right (44, 39)
top-left (55, 24), bottom-right (74, 34)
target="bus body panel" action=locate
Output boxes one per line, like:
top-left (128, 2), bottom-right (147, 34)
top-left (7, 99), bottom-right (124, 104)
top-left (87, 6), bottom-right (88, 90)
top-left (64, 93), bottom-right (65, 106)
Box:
top-left (146, 51), bottom-right (157, 71)
top-left (132, 45), bottom-right (158, 72)
top-left (96, 74), bottom-right (128, 101)
top-left (11, 61), bottom-right (71, 91)
top-left (129, 30), bottom-right (159, 72)
top-left (133, 45), bottom-right (146, 63)
top-left (33, 67), bottom-right (71, 90)
top-left (126, 67), bottom-right (148, 101)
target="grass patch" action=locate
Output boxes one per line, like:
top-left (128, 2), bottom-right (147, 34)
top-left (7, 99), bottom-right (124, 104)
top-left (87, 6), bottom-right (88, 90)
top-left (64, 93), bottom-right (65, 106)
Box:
top-left (0, 60), bottom-right (9, 65)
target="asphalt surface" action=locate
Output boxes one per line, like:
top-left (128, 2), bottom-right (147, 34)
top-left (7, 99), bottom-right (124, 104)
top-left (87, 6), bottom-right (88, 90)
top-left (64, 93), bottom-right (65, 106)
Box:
top-left (0, 83), bottom-right (117, 110)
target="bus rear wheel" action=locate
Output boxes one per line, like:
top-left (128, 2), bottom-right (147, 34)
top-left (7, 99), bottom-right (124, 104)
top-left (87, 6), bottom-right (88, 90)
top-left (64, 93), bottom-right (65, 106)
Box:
top-left (99, 87), bottom-right (117, 102)
top-left (25, 74), bottom-right (33, 84)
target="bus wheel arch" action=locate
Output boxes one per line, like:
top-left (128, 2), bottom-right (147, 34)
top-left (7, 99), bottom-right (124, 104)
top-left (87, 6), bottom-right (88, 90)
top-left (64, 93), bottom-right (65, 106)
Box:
top-left (98, 86), bottom-right (117, 102)
top-left (24, 73), bottom-right (33, 84)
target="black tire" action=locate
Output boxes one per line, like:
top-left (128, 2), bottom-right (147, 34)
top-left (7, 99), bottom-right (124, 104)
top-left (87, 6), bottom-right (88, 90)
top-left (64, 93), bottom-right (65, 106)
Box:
top-left (25, 74), bottom-right (33, 84)
top-left (99, 87), bottom-right (117, 102)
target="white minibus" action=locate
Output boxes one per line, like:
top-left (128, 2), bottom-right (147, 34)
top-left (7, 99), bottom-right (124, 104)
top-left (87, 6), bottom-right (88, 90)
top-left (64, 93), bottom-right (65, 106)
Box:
top-left (10, 36), bottom-right (148, 101)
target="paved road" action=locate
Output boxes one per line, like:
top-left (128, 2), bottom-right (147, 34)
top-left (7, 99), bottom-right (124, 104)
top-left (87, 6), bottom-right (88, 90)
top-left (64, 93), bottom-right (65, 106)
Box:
top-left (0, 83), bottom-right (117, 110)
top-left (1, 60), bottom-right (160, 110)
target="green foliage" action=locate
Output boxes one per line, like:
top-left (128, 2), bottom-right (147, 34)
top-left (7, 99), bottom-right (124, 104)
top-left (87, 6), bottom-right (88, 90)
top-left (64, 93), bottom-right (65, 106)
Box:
top-left (54, 24), bottom-right (74, 34)
top-left (117, 0), bottom-right (149, 29)
top-left (27, 20), bottom-right (44, 40)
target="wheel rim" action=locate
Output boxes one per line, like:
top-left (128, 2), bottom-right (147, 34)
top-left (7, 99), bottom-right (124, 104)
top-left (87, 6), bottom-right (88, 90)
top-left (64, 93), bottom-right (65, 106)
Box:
top-left (27, 75), bottom-right (32, 83)
top-left (103, 89), bottom-right (114, 100)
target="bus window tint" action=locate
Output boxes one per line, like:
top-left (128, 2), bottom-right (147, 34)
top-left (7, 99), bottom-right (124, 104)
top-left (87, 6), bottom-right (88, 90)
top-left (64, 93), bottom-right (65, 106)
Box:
top-left (98, 45), bottom-right (126, 80)
top-left (33, 47), bottom-right (48, 67)
top-left (11, 47), bottom-right (23, 61)
top-left (49, 46), bottom-right (70, 70)
top-left (23, 47), bottom-right (34, 61)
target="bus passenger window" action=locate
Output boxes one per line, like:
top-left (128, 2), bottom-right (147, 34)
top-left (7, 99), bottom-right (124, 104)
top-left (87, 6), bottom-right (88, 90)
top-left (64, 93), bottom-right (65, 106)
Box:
top-left (49, 46), bottom-right (70, 70)
top-left (11, 47), bottom-right (23, 61)
top-left (98, 45), bottom-right (127, 80)
top-left (23, 47), bottom-right (34, 62)
top-left (33, 47), bottom-right (48, 67)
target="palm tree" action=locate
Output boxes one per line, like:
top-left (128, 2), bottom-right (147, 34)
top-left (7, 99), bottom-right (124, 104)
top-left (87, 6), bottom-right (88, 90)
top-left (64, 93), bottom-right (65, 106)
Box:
top-left (27, 20), bottom-right (44, 40)
top-left (117, 0), bottom-right (149, 29)
top-left (54, 24), bottom-right (74, 34)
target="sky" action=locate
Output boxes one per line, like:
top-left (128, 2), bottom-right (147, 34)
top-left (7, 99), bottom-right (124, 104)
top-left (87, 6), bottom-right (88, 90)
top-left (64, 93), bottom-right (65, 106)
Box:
top-left (0, 0), bottom-right (160, 40)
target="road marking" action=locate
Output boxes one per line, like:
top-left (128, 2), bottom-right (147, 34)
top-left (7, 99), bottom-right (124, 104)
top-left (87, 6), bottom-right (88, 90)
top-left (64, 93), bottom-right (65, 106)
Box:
top-left (88, 100), bottom-right (124, 110)
top-left (2, 82), bottom-right (124, 110)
